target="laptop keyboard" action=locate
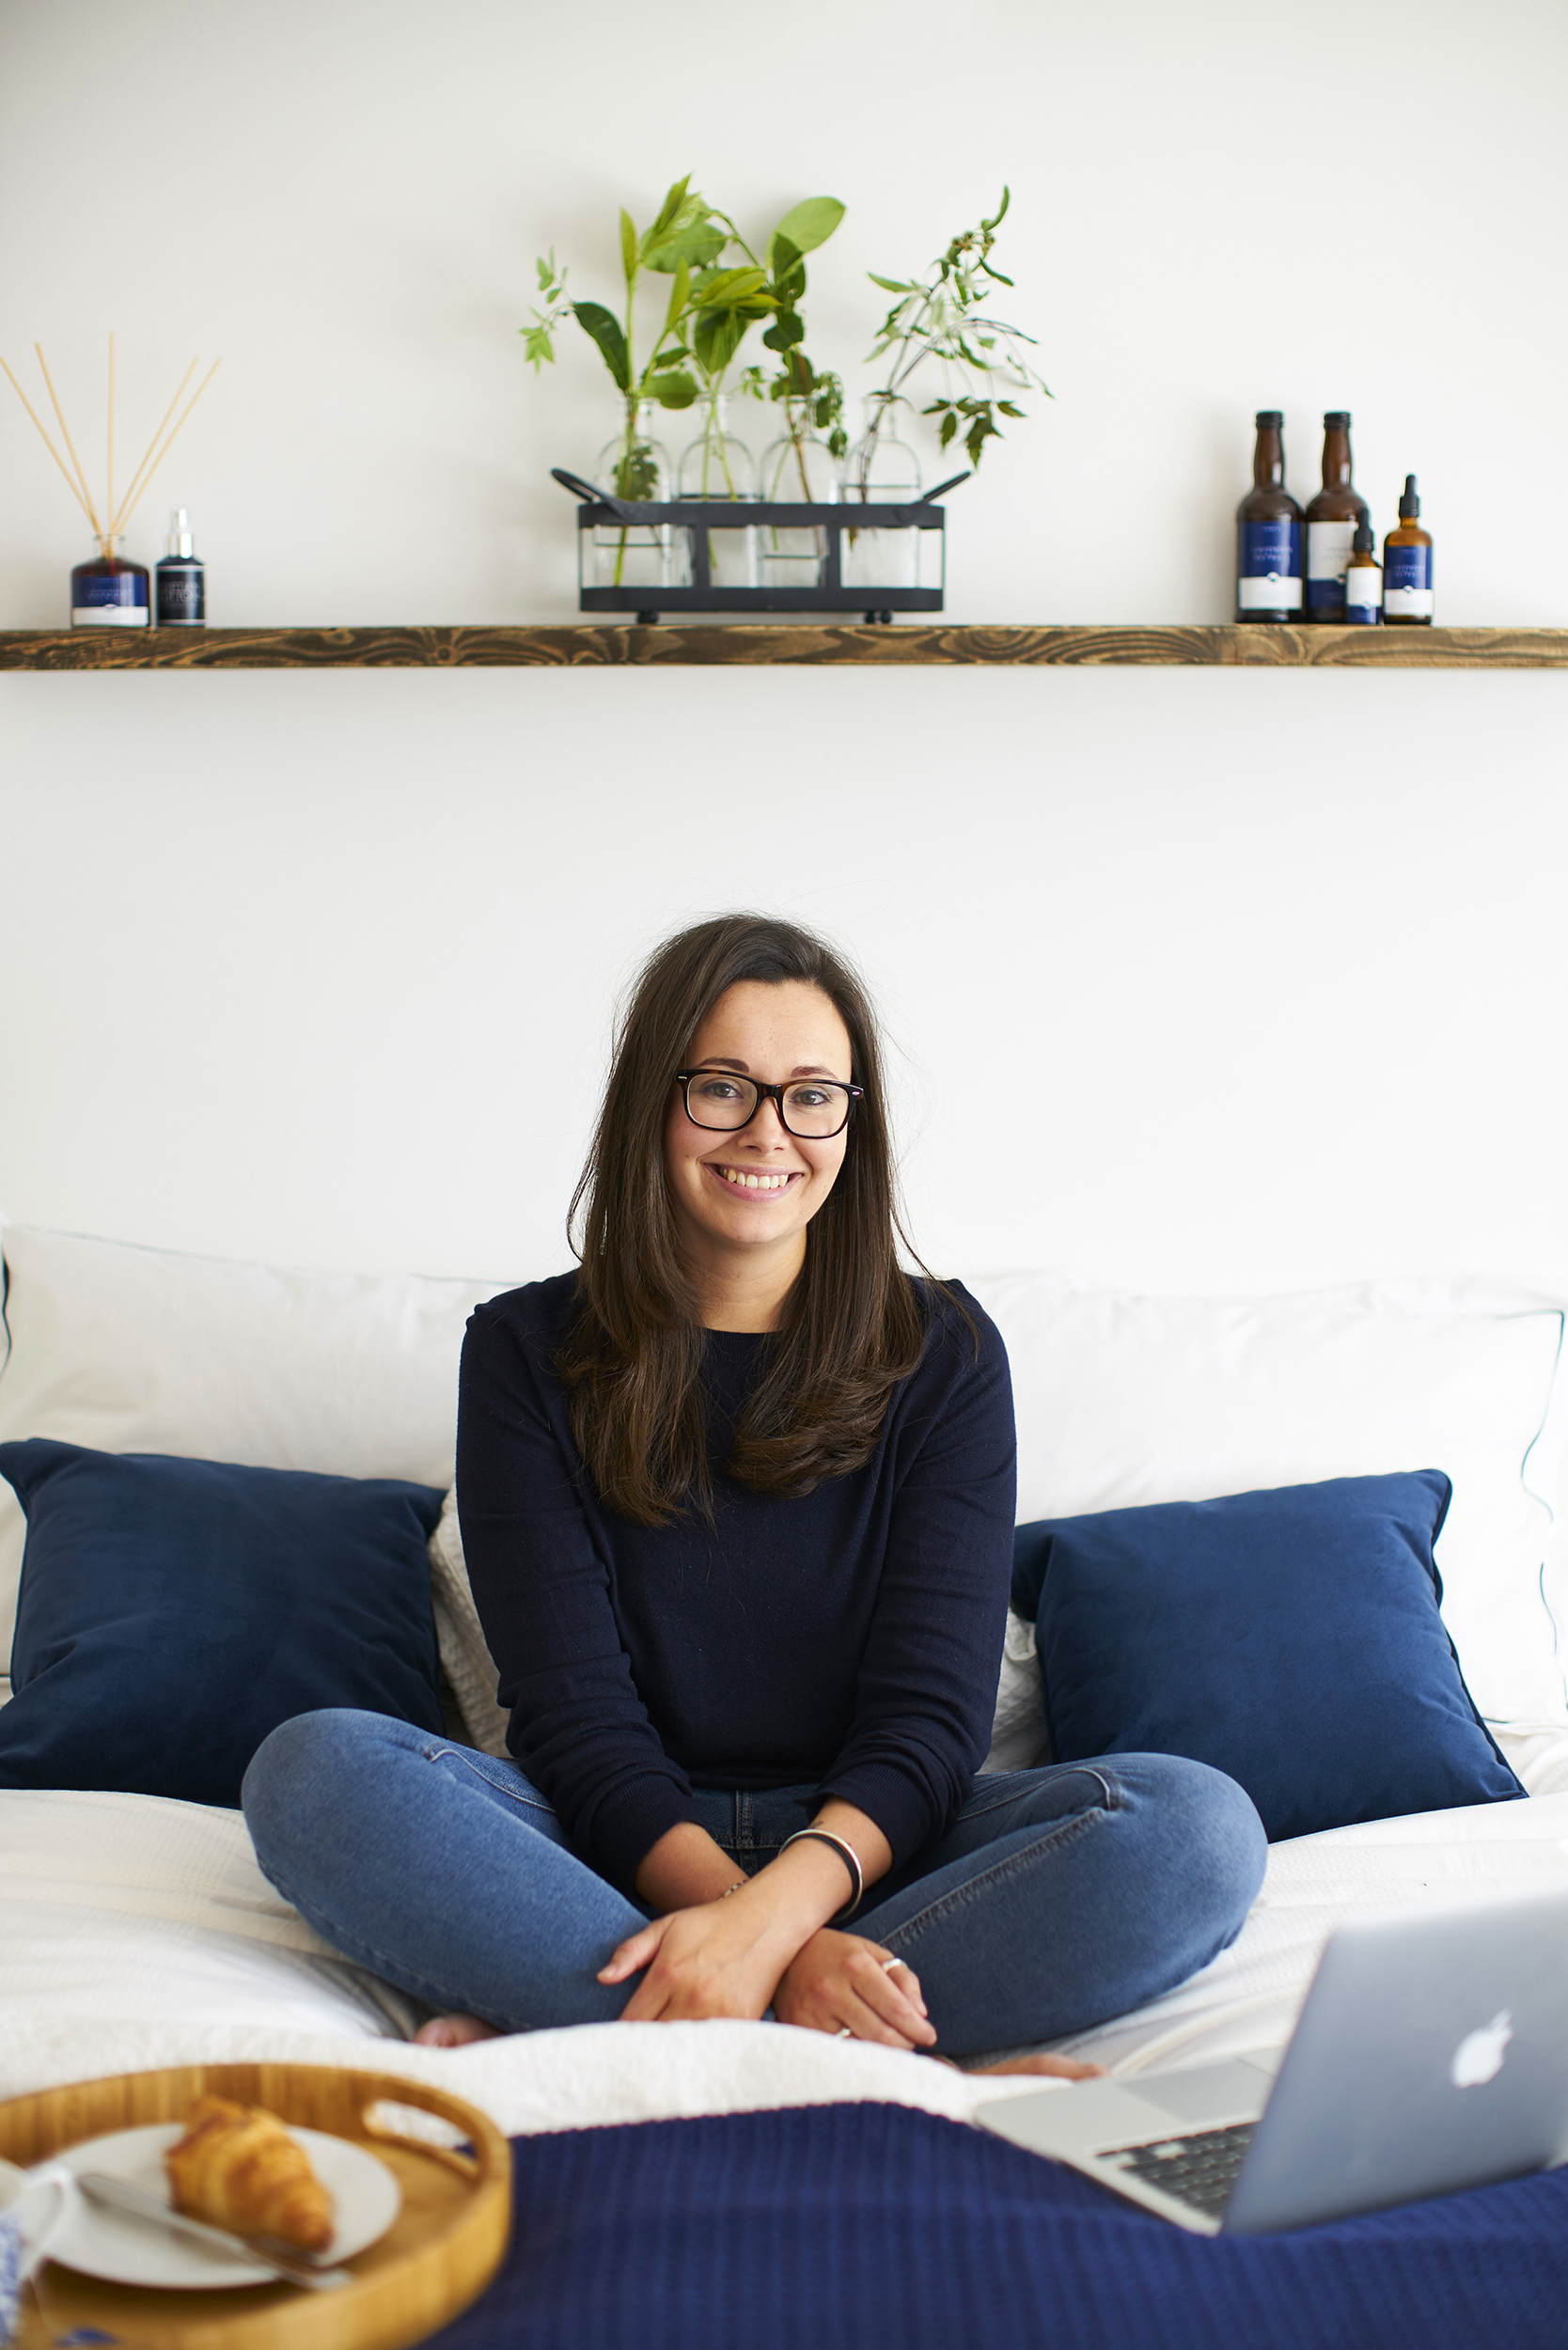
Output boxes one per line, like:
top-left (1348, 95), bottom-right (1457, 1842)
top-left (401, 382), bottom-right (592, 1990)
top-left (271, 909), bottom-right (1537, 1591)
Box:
top-left (1103, 2123), bottom-right (1258, 2217)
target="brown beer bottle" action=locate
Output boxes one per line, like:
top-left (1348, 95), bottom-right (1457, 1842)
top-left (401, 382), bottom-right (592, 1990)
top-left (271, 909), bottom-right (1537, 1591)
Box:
top-left (1304, 412), bottom-right (1370, 623)
top-left (1235, 412), bottom-right (1303, 624)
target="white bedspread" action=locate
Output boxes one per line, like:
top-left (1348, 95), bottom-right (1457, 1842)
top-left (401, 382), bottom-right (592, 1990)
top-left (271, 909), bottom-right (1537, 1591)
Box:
top-left (6, 1755), bottom-right (1568, 2138)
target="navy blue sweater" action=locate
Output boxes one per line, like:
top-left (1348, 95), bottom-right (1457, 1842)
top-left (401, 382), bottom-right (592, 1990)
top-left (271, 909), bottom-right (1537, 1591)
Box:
top-left (456, 1274), bottom-right (1016, 1897)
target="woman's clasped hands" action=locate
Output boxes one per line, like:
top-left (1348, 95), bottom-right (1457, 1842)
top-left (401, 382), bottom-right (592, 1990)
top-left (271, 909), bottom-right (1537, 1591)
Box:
top-left (598, 1883), bottom-right (937, 2052)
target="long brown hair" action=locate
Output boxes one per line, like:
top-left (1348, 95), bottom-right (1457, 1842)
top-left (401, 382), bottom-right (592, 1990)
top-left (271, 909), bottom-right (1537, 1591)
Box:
top-left (559, 913), bottom-right (933, 1525)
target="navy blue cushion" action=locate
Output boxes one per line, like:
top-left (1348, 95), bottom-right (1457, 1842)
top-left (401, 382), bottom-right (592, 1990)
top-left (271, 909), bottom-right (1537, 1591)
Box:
top-left (0, 1439), bottom-right (446, 1807)
top-left (1011, 1473), bottom-right (1524, 1841)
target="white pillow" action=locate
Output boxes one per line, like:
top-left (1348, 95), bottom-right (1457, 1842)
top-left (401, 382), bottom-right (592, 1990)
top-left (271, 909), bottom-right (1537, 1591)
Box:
top-left (969, 1272), bottom-right (1568, 1728)
top-left (429, 1488), bottom-right (511, 1756)
top-left (5, 1229), bottom-right (1561, 1734)
top-left (0, 1223), bottom-right (513, 1696)
top-left (0, 1787), bottom-right (418, 2037)
top-left (983, 1612), bottom-right (1049, 1774)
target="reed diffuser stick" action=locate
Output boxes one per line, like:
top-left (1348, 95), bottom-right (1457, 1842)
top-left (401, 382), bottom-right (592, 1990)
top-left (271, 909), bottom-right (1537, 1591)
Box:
top-left (2, 338), bottom-right (222, 556)
top-left (34, 345), bottom-right (102, 540)
top-left (111, 359), bottom-right (222, 540)
top-left (0, 354), bottom-right (97, 526)
top-left (109, 356), bottom-right (197, 539)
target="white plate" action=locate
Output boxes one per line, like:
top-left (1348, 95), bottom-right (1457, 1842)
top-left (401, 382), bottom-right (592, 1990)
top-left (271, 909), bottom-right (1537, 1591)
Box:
top-left (48, 2121), bottom-right (401, 2289)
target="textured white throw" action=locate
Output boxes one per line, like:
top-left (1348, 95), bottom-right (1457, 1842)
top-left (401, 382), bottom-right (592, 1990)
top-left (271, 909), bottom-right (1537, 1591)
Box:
top-left (6, 1774), bottom-right (1568, 2138)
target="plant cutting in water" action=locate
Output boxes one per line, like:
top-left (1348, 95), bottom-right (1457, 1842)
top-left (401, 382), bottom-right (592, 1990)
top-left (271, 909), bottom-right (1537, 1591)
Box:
top-left (525, 179), bottom-right (728, 587)
top-left (525, 181), bottom-right (1044, 495)
top-left (525, 180), bottom-right (842, 582)
top-left (849, 187), bottom-right (1047, 496)
top-left (523, 181), bottom-right (843, 494)
top-left (525, 179), bottom-right (711, 494)
top-left (747, 350), bottom-right (847, 478)
top-left (690, 195), bottom-right (844, 497)
top-left (736, 232), bottom-right (848, 506)
top-left (525, 180), bottom-right (1046, 612)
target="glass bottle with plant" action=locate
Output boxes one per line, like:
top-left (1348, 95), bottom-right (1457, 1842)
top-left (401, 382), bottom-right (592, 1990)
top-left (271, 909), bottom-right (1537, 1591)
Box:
top-left (679, 198), bottom-right (844, 491)
top-left (586, 401), bottom-right (677, 588)
top-left (524, 182), bottom-right (842, 593)
top-left (525, 178), bottom-right (718, 587)
top-left (754, 353), bottom-right (845, 588)
top-left (674, 381), bottom-right (759, 587)
top-left (844, 188), bottom-right (1047, 588)
top-left (756, 352), bottom-right (846, 496)
top-left (749, 219), bottom-right (848, 588)
top-left (839, 395), bottom-right (924, 590)
top-left (673, 197), bottom-right (844, 588)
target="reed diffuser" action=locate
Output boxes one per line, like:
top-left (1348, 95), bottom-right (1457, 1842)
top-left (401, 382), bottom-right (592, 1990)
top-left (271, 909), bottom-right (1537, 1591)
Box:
top-left (0, 335), bottom-right (220, 626)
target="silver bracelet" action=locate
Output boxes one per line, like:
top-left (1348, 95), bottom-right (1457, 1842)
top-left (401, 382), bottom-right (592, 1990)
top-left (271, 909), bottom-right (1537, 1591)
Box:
top-left (777, 1826), bottom-right (864, 1922)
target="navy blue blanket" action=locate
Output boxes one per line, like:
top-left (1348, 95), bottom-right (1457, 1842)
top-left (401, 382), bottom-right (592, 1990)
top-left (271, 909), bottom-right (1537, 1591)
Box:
top-left (428, 2101), bottom-right (1568, 2350)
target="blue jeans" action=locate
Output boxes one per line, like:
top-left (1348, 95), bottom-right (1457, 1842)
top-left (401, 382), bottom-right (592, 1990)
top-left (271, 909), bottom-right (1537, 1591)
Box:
top-left (242, 1710), bottom-right (1265, 2059)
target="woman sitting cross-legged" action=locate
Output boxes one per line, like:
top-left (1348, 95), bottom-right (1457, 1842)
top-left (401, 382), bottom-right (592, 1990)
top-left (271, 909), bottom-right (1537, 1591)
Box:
top-left (242, 912), bottom-right (1265, 2065)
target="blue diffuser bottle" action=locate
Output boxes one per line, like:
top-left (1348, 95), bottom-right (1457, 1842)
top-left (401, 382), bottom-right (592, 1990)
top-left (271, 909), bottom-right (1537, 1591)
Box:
top-left (71, 539), bottom-right (149, 629)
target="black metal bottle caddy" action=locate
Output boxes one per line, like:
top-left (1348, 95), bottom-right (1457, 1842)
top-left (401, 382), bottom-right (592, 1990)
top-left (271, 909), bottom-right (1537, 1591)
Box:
top-left (551, 465), bottom-right (969, 625)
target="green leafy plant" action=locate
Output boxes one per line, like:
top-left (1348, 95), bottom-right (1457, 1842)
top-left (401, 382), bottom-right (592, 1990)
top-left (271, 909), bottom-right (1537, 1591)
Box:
top-left (750, 202), bottom-right (848, 499)
top-left (526, 178), bottom-right (766, 581)
top-left (751, 350), bottom-right (847, 506)
top-left (652, 195), bottom-right (844, 499)
top-left (523, 180), bottom-right (1045, 597)
top-left (852, 187), bottom-right (1048, 491)
top-left (524, 180), bottom-right (720, 503)
top-left (524, 186), bottom-right (844, 505)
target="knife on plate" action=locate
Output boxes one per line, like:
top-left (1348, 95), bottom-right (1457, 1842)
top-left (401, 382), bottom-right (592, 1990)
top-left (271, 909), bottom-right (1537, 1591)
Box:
top-left (74, 2172), bottom-right (351, 2291)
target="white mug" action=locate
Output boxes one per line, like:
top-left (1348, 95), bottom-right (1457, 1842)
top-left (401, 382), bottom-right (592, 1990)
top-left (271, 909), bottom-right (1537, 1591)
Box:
top-left (0, 2158), bottom-right (79, 2344)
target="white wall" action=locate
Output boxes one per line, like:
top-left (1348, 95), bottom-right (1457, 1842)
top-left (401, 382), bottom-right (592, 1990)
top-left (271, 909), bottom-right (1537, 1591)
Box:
top-left (2, 0), bottom-right (1566, 627)
top-left (2, 0), bottom-right (1565, 1295)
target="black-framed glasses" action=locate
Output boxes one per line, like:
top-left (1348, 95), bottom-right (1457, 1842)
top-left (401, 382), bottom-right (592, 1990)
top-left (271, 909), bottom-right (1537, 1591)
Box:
top-left (675, 1068), bottom-right (864, 1139)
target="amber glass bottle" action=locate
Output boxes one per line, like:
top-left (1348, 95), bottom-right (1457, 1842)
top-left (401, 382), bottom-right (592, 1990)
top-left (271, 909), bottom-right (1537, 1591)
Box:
top-left (1304, 412), bottom-right (1370, 623)
top-left (1383, 476), bottom-right (1434, 625)
top-left (1235, 412), bottom-right (1303, 623)
top-left (1342, 522), bottom-right (1382, 624)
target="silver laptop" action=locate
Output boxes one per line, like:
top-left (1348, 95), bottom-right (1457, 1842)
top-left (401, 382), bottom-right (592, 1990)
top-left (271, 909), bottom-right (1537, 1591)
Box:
top-left (975, 1885), bottom-right (1568, 2234)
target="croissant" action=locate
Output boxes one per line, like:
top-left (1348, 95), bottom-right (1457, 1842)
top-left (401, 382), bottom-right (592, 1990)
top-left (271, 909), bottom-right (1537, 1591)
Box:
top-left (165, 2095), bottom-right (336, 2253)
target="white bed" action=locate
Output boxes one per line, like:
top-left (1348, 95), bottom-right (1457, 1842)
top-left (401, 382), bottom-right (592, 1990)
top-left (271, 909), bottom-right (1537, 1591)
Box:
top-left (2, 1223), bottom-right (1566, 2139)
top-left (6, 1760), bottom-right (1568, 2138)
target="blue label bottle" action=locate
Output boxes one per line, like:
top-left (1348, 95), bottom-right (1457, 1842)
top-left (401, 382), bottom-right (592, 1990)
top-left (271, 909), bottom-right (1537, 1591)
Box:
top-left (155, 508), bottom-right (206, 626)
top-left (1342, 522), bottom-right (1382, 624)
top-left (1383, 475), bottom-right (1434, 625)
top-left (1235, 412), bottom-right (1304, 622)
top-left (1304, 412), bottom-right (1370, 622)
top-left (71, 542), bottom-right (150, 629)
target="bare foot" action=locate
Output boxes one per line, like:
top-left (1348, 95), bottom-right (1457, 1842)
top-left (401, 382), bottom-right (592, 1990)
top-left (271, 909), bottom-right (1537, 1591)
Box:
top-left (413, 2013), bottom-right (502, 2048)
top-left (933, 2051), bottom-right (1105, 2080)
top-left (967, 2052), bottom-right (1105, 2080)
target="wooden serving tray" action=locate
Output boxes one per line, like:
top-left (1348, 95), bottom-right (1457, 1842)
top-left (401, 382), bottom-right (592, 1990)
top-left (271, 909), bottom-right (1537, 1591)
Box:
top-left (0, 2061), bottom-right (511, 2350)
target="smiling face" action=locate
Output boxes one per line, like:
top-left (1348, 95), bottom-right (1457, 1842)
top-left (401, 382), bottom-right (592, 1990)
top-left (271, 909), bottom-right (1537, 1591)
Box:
top-left (664, 979), bottom-right (855, 1329)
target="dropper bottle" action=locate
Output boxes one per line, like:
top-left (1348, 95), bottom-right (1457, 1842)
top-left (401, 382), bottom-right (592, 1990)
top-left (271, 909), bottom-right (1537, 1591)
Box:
top-left (1342, 522), bottom-right (1382, 625)
top-left (154, 509), bottom-right (207, 627)
top-left (1382, 476), bottom-right (1433, 626)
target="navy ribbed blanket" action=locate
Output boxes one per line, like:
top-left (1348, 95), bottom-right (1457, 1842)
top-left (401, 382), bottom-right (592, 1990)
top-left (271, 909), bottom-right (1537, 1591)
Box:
top-left (427, 2100), bottom-right (1568, 2350)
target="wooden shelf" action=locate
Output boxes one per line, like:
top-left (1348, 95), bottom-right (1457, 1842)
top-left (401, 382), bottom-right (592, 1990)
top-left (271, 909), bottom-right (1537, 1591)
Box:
top-left (3, 624), bottom-right (1567, 670)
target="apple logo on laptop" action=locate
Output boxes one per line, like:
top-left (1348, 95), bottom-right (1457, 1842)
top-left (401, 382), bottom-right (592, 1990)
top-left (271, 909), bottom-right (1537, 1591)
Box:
top-left (1450, 2010), bottom-right (1513, 2089)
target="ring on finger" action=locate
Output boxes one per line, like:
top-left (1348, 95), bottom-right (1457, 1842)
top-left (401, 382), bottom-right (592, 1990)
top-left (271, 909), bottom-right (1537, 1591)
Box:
top-left (881, 1956), bottom-right (908, 1974)
top-left (836, 2026), bottom-right (854, 2039)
